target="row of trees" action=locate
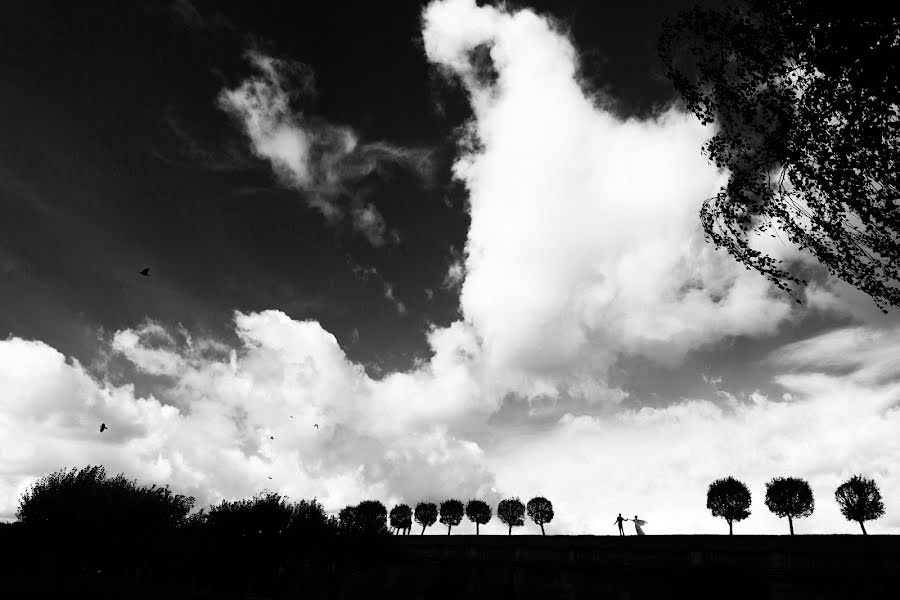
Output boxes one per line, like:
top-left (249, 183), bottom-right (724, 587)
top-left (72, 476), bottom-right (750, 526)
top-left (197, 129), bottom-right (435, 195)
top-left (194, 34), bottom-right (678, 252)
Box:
top-left (707, 475), bottom-right (886, 535)
top-left (346, 497), bottom-right (555, 536)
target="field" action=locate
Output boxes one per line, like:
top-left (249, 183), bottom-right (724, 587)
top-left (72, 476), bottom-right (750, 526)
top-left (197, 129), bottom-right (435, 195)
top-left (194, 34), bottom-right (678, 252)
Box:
top-left (2, 528), bottom-right (898, 599)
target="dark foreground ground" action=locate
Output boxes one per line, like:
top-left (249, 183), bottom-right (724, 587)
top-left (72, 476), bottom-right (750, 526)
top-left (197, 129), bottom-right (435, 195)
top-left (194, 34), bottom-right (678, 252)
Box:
top-left (2, 530), bottom-right (899, 599)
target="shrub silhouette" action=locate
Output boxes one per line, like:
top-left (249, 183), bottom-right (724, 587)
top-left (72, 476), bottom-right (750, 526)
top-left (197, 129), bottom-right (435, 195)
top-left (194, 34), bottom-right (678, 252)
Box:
top-left (465, 499), bottom-right (492, 535)
top-left (764, 477), bottom-right (814, 535)
top-left (286, 498), bottom-right (331, 539)
top-left (206, 489), bottom-right (294, 538)
top-left (526, 496), bottom-right (554, 536)
top-left (706, 476), bottom-right (751, 535)
top-left (439, 499), bottom-right (464, 535)
top-left (16, 464), bottom-right (194, 538)
top-left (835, 474), bottom-right (885, 535)
top-left (389, 503), bottom-right (412, 535)
top-left (414, 501), bottom-right (437, 535)
top-left (497, 497), bottom-right (525, 535)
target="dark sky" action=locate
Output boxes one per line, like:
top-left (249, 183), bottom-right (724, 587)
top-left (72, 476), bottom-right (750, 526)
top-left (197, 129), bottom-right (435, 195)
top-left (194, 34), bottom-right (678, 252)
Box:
top-left (0, 0), bottom-right (702, 376)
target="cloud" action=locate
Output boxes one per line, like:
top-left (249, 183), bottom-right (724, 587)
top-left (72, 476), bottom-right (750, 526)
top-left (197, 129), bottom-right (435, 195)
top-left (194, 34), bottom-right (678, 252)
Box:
top-left (0, 312), bottom-right (498, 522)
top-left (219, 51), bottom-right (434, 246)
top-left (348, 258), bottom-right (408, 316)
top-left (421, 0), bottom-right (795, 402)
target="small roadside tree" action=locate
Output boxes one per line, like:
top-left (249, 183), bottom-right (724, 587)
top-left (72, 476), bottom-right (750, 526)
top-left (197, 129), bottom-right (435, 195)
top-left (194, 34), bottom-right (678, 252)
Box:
top-left (835, 475), bottom-right (885, 535)
top-left (414, 502), bottom-right (438, 535)
top-left (706, 476), bottom-right (751, 535)
top-left (526, 497), bottom-right (554, 536)
top-left (497, 497), bottom-right (525, 535)
top-left (764, 477), bottom-right (814, 535)
top-left (465, 499), bottom-right (492, 536)
top-left (439, 499), bottom-right (464, 535)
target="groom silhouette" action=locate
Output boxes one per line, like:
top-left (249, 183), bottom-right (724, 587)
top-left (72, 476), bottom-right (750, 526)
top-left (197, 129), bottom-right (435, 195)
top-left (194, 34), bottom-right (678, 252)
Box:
top-left (614, 513), bottom-right (626, 536)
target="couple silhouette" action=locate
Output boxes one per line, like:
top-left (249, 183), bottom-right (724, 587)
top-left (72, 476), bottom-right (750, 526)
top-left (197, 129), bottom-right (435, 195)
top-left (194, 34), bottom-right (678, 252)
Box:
top-left (614, 513), bottom-right (647, 536)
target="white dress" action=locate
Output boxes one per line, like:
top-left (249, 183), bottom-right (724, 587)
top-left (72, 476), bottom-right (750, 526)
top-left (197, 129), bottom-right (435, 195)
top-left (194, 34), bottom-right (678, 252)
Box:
top-left (633, 519), bottom-right (647, 535)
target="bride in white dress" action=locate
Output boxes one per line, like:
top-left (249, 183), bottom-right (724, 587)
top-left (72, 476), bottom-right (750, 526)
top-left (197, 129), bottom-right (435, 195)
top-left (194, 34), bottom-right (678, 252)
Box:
top-left (630, 515), bottom-right (647, 535)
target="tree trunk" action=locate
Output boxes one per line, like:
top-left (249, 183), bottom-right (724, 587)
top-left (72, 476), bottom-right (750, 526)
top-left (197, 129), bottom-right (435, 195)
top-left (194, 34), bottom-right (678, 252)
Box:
top-left (860, 520), bottom-right (867, 535)
top-left (476, 523), bottom-right (480, 536)
top-left (447, 525), bottom-right (451, 536)
top-left (728, 519), bottom-right (733, 535)
top-left (421, 525), bottom-right (425, 535)
top-left (788, 516), bottom-right (794, 536)
top-left (508, 524), bottom-right (512, 535)
top-left (540, 523), bottom-right (545, 536)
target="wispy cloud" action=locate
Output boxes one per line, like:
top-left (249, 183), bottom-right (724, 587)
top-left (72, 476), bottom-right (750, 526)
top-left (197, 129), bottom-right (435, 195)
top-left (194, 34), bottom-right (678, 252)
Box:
top-left (219, 51), bottom-right (434, 246)
top-left (348, 257), bottom-right (407, 316)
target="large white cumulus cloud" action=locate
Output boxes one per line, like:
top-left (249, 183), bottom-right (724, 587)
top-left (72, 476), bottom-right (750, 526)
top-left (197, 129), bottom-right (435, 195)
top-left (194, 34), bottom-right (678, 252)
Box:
top-left (423, 0), bottom-right (793, 399)
top-left (0, 312), bottom-right (498, 521)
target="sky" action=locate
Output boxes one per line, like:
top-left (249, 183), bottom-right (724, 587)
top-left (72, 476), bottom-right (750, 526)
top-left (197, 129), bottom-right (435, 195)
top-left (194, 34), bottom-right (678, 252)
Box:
top-left (1, 0), bottom-right (899, 535)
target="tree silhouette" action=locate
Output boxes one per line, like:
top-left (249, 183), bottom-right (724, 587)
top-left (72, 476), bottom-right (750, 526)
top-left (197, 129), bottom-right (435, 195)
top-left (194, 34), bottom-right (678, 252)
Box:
top-left (16, 464), bottom-right (195, 537)
top-left (389, 504), bottom-right (412, 535)
top-left (206, 490), bottom-right (294, 538)
top-left (354, 500), bottom-right (388, 535)
top-left (338, 504), bottom-right (358, 534)
top-left (497, 498), bottom-right (525, 535)
top-left (706, 477), bottom-right (751, 535)
top-left (835, 475), bottom-right (885, 535)
top-left (660, 1), bottom-right (900, 311)
top-left (465, 499), bottom-right (492, 536)
top-left (414, 502), bottom-right (437, 535)
top-left (439, 499), bottom-right (464, 535)
top-left (526, 497), bottom-right (554, 536)
top-left (764, 477), bottom-right (814, 535)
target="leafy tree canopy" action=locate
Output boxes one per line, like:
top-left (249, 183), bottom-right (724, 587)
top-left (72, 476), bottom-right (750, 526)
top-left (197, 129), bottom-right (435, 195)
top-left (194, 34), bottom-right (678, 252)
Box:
top-left (765, 477), bottom-right (814, 534)
top-left (389, 504), bottom-right (412, 532)
top-left (439, 499), bottom-right (464, 533)
top-left (497, 497), bottom-right (526, 535)
top-left (414, 502), bottom-right (438, 534)
top-left (706, 476), bottom-right (751, 533)
top-left (465, 500), bottom-right (492, 526)
top-left (660, 1), bottom-right (900, 311)
top-left (765, 477), bottom-right (815, 519)
top-left (835, 474), bottom-right (885, 533)
top-left (16, 465), bottom-right (195, 536)
top-left (526, 497), bottom-right (554, 531)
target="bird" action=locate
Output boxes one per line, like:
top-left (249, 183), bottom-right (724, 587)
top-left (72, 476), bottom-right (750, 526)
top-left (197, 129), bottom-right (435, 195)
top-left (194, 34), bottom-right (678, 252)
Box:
top-left (314, 424), bottom-right (318, 429)
top-left (290, 415), bottom-right (294, 419)
top-left (268, 477), bottom-right (273, 480)
top-left (270, 436), bottom-right (274, 440)
top-left (99, 423), bottom-right (107, 433)
top-left (139, 268), bottom-right (151, 277)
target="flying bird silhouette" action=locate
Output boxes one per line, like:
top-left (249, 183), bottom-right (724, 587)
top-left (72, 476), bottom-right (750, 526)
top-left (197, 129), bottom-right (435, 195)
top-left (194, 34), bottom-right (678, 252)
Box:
top-left (270, 436), bottom-right (274, 440)
top-left (99, 423), bottom-right (107, 433)
top-left (139, 268), bottom-right (151, 276)
top-left (314, 424), bottom-right (318, 428)
top-left (268, 477), bottom-right (273, 480)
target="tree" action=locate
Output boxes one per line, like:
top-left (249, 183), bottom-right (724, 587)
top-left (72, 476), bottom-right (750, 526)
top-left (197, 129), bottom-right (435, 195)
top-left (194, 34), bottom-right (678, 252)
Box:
top-left (497, 497), bottom-right (525, 535)
top-left (835, 475), bottom-right (885, 535)
top-left (526, 497), bottom-right (554, 536)
top-left (706, 477), bottom-right (751, 534)
top-left (338, 505), bottom-right (358, 534)
top-left (206, 490), bottom-right (294, 538)
top-left (389, 504), bottom-right (412, 535)
top-left (414, 502), bottom-right (438, 535)
top-left (16, 464), bottom-right (195, 537)
top-left (764, 477), bottom-right (815, 535)
top-left (465, 499), bottom-right (492, 536)
top-left (354, 500), bottom-right (388, 535)
top-left (439, 499), bottom-right (464, 535)
top-left (660, 1), bottom-right (900, 312)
